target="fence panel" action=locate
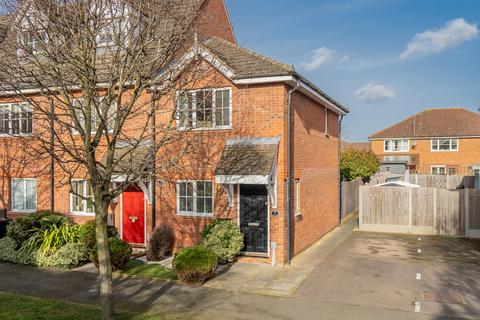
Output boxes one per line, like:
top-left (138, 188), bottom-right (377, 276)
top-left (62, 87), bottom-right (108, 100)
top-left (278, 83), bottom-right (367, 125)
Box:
top-left (341, 178), bottom-right (363, 220)
top-left (359, 186), bottom-right (480, 237)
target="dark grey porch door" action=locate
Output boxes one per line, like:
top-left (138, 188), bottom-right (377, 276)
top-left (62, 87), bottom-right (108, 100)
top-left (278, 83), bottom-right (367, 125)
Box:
top-left (240, 185), bottom-right (268, 254)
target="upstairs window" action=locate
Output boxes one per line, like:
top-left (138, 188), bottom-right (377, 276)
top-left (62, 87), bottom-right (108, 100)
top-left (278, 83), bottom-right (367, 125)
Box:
top-left (176, 88), bottom-right (232, 130)
top-left (17, 29), bottom-right (48, 56)
top-left (384, 139), bottom-right (409, 152)
top-left (72, 97), bottom-right (116, 134)
top-left (431, 138), bottom-right (458, 151)
top-left (0, 103), bottom-right (33, 135)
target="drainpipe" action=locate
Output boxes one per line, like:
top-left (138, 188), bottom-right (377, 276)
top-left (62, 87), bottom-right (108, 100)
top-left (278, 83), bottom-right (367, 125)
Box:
top-left (338, 115), bottom-right (344, 224)
top-left (49, 97), bottom-right (55, 212)
top-left (286, 79), bottom-right (300, 266)
top-left (151, 93), bottom-right (157, 231)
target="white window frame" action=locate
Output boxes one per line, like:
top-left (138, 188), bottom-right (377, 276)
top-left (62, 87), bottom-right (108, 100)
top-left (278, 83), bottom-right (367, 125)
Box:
top-left (294, 178), bottom-right (301, 215)
top-left (431, 138), bottom-right (459, 152)
top-left (431, 165), bottom-right (446, 175)
top-left (11, 178), bottom-right (37, 213)
top-left (176, 87), bottom-right (233, 130)
top-left (176, 180), bottom-right (214, 217)
top-left (0, 103), bottom-right (34, 136)
top-left (384, 139), bottom-right (409, 152)
top-left (71, 97), bottom-right (116, 135)
top-left (70, 179), bottom-right (95, 216)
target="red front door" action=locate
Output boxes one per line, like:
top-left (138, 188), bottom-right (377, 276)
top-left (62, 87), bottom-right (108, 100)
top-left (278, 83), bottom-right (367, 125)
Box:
top-left (122, 187), bottom-right (145, 244)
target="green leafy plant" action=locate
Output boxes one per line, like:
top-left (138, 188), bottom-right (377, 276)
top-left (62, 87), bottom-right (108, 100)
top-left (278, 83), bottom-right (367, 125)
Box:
top-left (146, 224), bottom-right (175, 261)
top-left (201, 220), bottom-right (225, 240)
top-left (340, 148), bottom-right (381, 181)
top-left (35, 243), bottom-right (90, 269)
top-left (6, 211), bottom-right (66, 247)
top-left (90, 238), bottom-right (132, 270)
top-left (202, 220), bottom-right (244, 263)
top-left (172, 245), bottom-right (218, 283)
top-left (0, 237), bottom-right (20, 263)
top-left (78, 220), bottom-right (117, 251)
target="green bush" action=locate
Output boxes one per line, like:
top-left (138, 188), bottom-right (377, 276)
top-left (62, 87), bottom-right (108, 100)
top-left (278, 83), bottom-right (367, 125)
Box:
top-left (90, 237), bottom-right (132, 270)
top-left (35, 243), bottom-right (90, 269)
top-left (146, 224), bottom-right (175, 261)
top-left (0, 237), bottom-right (19, 263)
top-left (202, 220), bottom-right (244, 263)
top-left (6, 211), bottom-right (66, 247)
top-left (172, 245), bottom-right (218, 283)
top-left (340, 148), bottom-right (380, 181)
top-left (200, 220), bottom-right (225, 240)
top-left (78, 220), bottom-right (117, 251)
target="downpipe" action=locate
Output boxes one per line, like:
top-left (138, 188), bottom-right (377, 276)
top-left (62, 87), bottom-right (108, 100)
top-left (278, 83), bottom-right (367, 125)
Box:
top-left (286, 79), bottom-right (300, 266)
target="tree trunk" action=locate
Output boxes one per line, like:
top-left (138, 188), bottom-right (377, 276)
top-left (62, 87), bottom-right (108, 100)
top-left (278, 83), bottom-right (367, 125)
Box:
top-left (95, 201), bottom-right (114, 320)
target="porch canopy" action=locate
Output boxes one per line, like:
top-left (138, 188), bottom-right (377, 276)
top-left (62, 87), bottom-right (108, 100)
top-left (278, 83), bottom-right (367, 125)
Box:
top-left (215, 137), bottom-right (279, 207)
top-left (100, 141), bottom-right (154, 201)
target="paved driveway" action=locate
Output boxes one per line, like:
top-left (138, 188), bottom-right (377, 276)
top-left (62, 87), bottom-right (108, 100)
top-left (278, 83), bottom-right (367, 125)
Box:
top-left (295, 230), bottom-right (480, 319)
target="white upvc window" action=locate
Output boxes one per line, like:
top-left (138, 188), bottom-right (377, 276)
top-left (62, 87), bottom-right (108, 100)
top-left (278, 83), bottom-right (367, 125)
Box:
top-left (176, 88), bottom-right (232, 130)
top-left (176, 180), bottom-right (214, 217)
top-left (96, 16), bottom-right (129, 49)
top-left (72, 97), bottom-right (116, 134)
top-left (431, 165), bottom-right (446, 175)
top-left (12, 178), bottom-right (37, 212)
top-left (431, 138), bottom-right (458, 152)
top-left (384, 139), bottom-right (409, 152)
top-left (294, 178), bottom-right (301, 215)
top-left (17, 29), bottom-right (48, 56)
top-left (0, 103), bottom-right (33, 136)
top-left (70, 180), bottom-right (95, 216)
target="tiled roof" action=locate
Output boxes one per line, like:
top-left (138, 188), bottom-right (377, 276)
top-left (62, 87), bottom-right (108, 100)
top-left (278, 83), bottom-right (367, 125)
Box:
top-left (369, 108), bottom-right (480, 139)
top-left (342, 141), bottom-right (371, 152)
top-left (204, 36), bottom-right (294, 79)
top-left (215, 138), bottom-right (278, 176)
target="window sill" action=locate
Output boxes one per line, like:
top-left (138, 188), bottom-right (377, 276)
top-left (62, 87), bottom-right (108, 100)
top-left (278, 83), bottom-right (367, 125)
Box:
top-left (9, 210), bottom-right (36, 214)
top-left (177, 126), bottom-right (233, 132)
top-left (69, 211), bottom-right (95, 217)
top-left (177, 212), bottom-right (214, 218)
top-left (0, 133), bottom-right (34, 138)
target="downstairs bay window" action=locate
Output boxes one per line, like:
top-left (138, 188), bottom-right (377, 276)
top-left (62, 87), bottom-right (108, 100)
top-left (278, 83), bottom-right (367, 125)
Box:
top-left (177, 180), bottom-right (213, 217)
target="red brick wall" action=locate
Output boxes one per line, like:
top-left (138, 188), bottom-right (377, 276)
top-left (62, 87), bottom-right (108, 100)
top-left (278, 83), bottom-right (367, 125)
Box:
top-left (291, 91), bottom-right (340, 256)
top-left (198, 0), bottom-right (236, 43)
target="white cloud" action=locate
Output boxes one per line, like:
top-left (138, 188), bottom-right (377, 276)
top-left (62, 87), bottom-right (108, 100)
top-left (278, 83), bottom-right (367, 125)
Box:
top-left (354, 82), bottom-right (396, 104)
top-left (400, 18), bottom-right (478, 60)
top-left (301, 47), bottom-right (334, 70)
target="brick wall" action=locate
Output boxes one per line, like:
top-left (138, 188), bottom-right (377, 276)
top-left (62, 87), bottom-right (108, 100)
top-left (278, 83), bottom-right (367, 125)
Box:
top-left (291, 91), bottom-right (340, 256)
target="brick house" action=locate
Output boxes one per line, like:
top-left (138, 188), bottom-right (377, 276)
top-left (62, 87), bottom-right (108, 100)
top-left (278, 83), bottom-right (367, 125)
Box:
top-left (369, 108), bottom-right (480, 176)
top-left (0, 0), bottom-right (348, 265)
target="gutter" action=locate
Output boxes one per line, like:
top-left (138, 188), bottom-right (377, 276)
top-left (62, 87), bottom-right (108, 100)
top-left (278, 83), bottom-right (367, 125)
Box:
top-left (286, 79), bottom-right (300, 266)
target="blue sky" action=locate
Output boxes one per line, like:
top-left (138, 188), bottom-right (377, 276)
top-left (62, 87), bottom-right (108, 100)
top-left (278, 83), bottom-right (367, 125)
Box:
top-left (225, 0), bottom-right (480, 141)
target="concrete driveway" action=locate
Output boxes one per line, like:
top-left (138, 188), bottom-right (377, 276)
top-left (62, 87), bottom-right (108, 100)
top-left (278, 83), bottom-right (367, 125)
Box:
top-left (295, 230), bottom-right (480, 320)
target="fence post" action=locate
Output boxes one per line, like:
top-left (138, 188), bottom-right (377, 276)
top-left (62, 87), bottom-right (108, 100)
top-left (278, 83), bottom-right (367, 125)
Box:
top-left (408, 187), bottom-right (413, 233)
top-left (465, 189), bottom-right (470, 237)
top-left (359, 186), bottom-right (364, 228)
top-left (433, 188), bottom-right (437, 234)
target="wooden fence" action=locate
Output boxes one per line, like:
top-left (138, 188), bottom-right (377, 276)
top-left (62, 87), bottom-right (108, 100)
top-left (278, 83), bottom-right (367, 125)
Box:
top-left (341, 178), bottom-right (363, 220)
top-left (359, 186), bottom-right (480, 238)
top-left (404, 174), bottom-right (475, 189)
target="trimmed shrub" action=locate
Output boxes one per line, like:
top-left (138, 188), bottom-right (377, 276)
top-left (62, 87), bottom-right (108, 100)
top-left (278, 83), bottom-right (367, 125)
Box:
top-left (0, 237), bottom-right (19, 263)
top-left (91, 237), bottom-right (132, 270)
top-left (172, 245), bottom-right (218, 283)
top-left (35, 243), bottom-right (90, 269)
top-left (146, 224), bottom-right (175, 261)
top-left (203, 220), bottom-right (244, 263)
top-left (200, 220), bottom-right (224, 240)
top-left (78, 220), bottom-right (117, 251)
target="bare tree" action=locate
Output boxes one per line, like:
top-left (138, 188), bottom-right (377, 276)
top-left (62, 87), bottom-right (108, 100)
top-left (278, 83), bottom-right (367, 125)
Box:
top-left (0, 0), bottom-right (210, 318)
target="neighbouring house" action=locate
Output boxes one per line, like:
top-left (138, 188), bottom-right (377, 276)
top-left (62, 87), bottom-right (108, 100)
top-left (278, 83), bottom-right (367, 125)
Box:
top-left (0, 0), bottom-right (348, 265)
top-left (369, 108), bottom-right (480, 176)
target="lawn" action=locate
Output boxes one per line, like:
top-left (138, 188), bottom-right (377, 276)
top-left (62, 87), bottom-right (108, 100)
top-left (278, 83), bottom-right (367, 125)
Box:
top-left (0, 292), bottom-right (180, 320)
top-left (118, 259), bottom-right (178, 281)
